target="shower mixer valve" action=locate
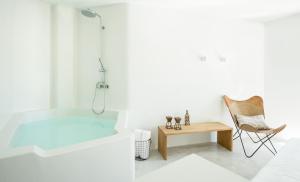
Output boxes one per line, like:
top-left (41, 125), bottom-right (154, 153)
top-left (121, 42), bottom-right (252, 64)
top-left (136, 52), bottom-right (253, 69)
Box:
top-left (96, 82), bottom-right (109, 89)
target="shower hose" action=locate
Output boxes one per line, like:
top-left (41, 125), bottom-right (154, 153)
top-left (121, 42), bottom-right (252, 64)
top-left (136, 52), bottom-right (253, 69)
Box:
top-left (92, 86), bottom-right (106, 115)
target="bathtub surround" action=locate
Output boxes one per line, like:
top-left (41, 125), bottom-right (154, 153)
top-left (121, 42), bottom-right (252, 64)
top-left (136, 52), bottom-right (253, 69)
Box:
top-left (0, 110), bottom-right (134, 182)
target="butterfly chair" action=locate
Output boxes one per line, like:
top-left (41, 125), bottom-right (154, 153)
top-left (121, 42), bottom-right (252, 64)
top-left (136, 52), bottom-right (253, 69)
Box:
top-left (224, 95), bottom-right (286, 158)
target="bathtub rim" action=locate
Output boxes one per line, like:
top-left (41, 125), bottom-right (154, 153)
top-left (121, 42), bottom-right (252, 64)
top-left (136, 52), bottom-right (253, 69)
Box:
top-left (0, 108), bottom-right (132, 159)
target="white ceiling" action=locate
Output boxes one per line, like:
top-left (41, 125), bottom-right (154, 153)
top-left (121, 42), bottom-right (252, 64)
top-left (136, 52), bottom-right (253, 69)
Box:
top-left (46, 0), bottom-right (300, 22)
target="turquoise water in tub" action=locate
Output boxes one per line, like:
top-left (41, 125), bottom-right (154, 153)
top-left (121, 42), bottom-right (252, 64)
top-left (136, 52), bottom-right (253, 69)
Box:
top-left (10, 116), bottom-right (117, 150)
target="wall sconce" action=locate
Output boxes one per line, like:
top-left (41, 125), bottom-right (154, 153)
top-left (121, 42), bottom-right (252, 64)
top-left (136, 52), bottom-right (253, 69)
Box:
top-left (218, 56), bottom-right (226, 62)
top-left (215, 50), bottom-right (226, 62)
top-left (197, 54), bottom-right (207, 62)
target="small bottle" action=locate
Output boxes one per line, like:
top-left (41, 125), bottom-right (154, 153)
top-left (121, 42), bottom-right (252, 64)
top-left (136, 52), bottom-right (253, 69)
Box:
top-left (185, 110), bottom-right (190, 126)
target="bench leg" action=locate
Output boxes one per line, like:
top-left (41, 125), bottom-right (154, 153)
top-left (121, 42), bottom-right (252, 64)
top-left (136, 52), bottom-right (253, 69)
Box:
top-left (217, 129), bottom-right (233, 151)
top-left (158, 128), bottom-right (168, 160)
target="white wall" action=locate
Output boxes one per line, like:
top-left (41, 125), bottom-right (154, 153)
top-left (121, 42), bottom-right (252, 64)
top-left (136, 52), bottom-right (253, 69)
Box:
top-left (12, 0), bottom-right (51, 113)
top-left (127, 4), bottom-right (265, 147)
top-left (51, 5), bottom-right (78, 108)
top-left (265, 14), bottom-right (300, 139)
top-left (0, 0), bottom-right (51, 129)
top-left (0, 0), bottom-right (13, 128)
top-left (77, 4), bottom-right (128, 111)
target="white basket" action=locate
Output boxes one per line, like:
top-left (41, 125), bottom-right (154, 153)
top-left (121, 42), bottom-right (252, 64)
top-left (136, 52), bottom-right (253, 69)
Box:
top-left (135, 139), bottom-right (151, 160)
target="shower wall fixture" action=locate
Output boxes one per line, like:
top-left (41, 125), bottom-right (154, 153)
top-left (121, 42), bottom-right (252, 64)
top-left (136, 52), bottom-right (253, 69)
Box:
top-left (81, 9), bottom-right (108, 115)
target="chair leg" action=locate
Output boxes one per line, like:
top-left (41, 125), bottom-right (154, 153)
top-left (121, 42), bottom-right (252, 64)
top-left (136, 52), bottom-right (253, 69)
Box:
top-left (233, 129), bottom-right (242, 140)
top-left (266, 134), bottom-right (277, 153)
top-left (233, 123), bottom-right (243, 141)
top-left (238, 133), bottom-right (263, 158)
top-left (254, 133), bottom-right (276, 155)
top-left (233, 130), bottom-right (239, 137)
top-left (238, 132), bottom-right (278, 158)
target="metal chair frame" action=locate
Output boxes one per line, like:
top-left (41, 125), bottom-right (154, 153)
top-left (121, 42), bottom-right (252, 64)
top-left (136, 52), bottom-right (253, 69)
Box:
top-left (224, 95), bottom-right (286, 158)
top-left (232, 123), bottom-right (277, 158)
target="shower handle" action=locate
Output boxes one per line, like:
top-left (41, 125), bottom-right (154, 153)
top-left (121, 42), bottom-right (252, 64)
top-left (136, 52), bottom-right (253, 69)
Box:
top-left (96, 82), bottom-right (109, 89)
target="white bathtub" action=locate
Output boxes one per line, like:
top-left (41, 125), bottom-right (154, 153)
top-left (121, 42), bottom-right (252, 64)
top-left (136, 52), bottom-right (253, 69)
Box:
top-left (0, 109), bottom-right (135, 182)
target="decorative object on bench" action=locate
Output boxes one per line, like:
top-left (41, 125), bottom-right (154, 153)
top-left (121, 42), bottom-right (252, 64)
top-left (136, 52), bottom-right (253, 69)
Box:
top-left (174, 117), bottom-right (182, 130)
top-left (224, 95), bottom-right (287, 158)
top-left (158, 122), bottom-right (232, 160)
top-left (184, 110), bottom-right (190, 126)
top-left (165, 116), bottom-right (173, 129)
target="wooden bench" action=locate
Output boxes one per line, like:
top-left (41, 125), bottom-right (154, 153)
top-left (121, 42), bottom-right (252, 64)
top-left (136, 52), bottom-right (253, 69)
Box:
top-left (158, 122), bottom-right (233, 160)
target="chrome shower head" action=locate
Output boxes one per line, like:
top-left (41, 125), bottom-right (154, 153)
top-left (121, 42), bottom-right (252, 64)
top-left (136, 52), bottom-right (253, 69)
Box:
top-left (81, 9), bottom-right (101, 18)
top-left (81, 9), bottom-right (105, 29)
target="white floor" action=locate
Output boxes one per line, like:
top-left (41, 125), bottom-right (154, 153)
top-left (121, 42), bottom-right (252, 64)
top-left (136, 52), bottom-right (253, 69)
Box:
top-left (136, 138), bottom-right (286, 180)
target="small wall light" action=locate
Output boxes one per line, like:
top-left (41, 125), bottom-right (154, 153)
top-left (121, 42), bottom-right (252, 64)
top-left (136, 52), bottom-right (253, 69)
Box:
top-left (215, 50), bottom-right (226, 62)
top-left (198, 54), bottom-right (207, 62)
top-left (218, 56), bottom-right (226, 62)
